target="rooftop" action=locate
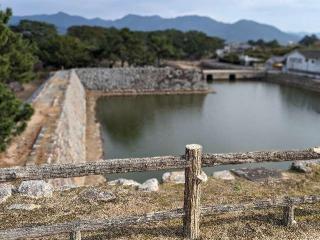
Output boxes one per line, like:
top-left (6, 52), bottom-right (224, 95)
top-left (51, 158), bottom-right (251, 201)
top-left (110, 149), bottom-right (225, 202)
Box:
top-left (299, 50), bottom-right (320, 59)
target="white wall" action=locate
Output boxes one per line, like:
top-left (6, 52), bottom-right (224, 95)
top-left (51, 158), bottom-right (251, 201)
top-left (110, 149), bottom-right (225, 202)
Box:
top-left (287, 51), bottom-right (320, 74)
top-left (286, 51), bottom-right (306, 72)
top-left (306, 58), bottom-right (320, 73)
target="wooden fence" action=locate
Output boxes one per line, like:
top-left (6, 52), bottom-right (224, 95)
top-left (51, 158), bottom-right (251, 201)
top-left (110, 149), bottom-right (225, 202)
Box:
top-left (0, 145), bottom-right (320, 240)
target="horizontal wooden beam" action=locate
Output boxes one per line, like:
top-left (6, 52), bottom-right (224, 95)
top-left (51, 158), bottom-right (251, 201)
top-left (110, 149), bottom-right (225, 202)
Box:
top-left (1, 195), bottom-right (320, 239)
top-left (0, 147), bottom-right (319, 183)
top-left (0, 156), bottom-right (185, 182)
top-left (202, 147), bottom-right (320, 166)
top-left (0, 209), bottom-right (184, 239)
top-left (202, 195), bottom-right (320, 214)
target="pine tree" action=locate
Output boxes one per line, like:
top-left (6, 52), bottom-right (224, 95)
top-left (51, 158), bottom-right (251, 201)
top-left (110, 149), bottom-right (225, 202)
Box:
top-left (0, 83), bottom-right (34, 151)
top-left (0, 10), bottom-right (11, 82)
top-left (0, 8), bottom-right (36, 84)
top-left (0, 8), bottom-right (35, 151)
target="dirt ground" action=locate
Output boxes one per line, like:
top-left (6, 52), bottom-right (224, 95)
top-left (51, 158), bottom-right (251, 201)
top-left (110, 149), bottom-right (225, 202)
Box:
top-left (0, 72), bottom-right (67, 168)
top-left (2, 169), bottom-right (320, 239)
top-left (85, 92), bottom-right (104, 162)
top-left (83, 92), bottom-right (106, 185)
top-left (14, 72), bottom-right (50, 102)
top-left (165, 60), bottom-right (202, 70)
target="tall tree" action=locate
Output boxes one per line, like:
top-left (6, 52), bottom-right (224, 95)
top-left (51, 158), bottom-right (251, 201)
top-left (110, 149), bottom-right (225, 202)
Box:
top-left (0, 8), bottom-right (35, 151)
top-left (68, 25), bottom-right (110, 65)
top-left (0, 8), bottom-right (36, 84)
top-left (12, 20), bottom-right (58, 41)
top-left (147, 33), bottom-right (174, 66)
top-left (299, 34), bottom-right (319, 46)
top-left (44, 35), bottom-right (91, 69)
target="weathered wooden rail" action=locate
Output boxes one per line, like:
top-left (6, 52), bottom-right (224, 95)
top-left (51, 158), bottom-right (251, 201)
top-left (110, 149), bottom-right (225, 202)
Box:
top-left (0, 145), bottom-right (320, 240)
top-left (2, 195), bottom-right (320, 240)
top-left (1, 147), bottom-right (319, 183)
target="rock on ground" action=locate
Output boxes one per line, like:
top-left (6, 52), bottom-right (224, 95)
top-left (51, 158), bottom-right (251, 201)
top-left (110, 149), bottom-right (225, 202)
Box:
top-left (18, 180), bottom-right (53, 198)
top-left (231, 168), bottom-right (283, 182)
top-left (8, 204), bottom-right (41, 211)
top-left (8, 81), bottom-right (24, 92)
top-left (291, 160), bottom-right (320, 173)
top-left (212, 170), bottom-right (235, 181)
top-left (80, 187), bottom-right (116, 203)
top-left (162, 171), bottom-right (185, 184)
top-left (138, 179), bottom-right (159, 192)
top-left (162, 171), bottom-right (208, 184)
top-left (199, 171), bottom-right (208, 182)
top-left (0, 184), bottom-right (12, 203)
top-left (108, 178), bottom-right (140, 187)
top-left (59, 184), bottom-right (79, 192)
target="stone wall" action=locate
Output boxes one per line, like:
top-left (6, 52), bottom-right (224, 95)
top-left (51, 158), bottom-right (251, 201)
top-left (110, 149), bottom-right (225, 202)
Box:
top-left (24, 67), bottom-right (211, 187)
top-left (49, 70), bottom-right (87, 186)
top-left (75, 67), bottom-right (208, 93)
top-left (266, 73), bottom-right (320, 93)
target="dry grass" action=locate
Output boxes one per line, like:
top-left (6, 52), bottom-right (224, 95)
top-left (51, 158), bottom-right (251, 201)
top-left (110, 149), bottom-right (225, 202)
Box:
top-left (2, 169), bottom-right (320, 239)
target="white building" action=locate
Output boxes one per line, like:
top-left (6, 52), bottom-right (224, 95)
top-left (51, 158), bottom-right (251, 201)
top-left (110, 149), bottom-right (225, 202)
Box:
top-left (216, 43), bottom-right (255, 58)
top-left (239, 55), bottom-right (262, 67)
top-left (286, 50), bottom-right (320, 75)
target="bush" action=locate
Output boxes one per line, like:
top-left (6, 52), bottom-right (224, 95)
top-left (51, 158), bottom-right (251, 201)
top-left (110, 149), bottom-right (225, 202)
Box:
top-left (0, 8), bottom-right (36, 84)
top-left (0, 83), bottom-right (34, 151)
top-left (220, 53), bottom-right (241, 64)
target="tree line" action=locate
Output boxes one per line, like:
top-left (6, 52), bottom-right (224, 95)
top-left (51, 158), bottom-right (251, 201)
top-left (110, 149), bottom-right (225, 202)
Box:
top-left (0, 7), bottom-right (224, 151)
top-left (12, 20), bottom-right (225, 69)
top-left (243, 39), bottom-right (297, 61)
top-left (243, 36), bottom-right (320, 62)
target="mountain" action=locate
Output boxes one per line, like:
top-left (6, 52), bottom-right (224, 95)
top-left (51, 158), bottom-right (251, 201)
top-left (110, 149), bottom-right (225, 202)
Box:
top-left (10, 12), bottom-right (300, 43)
top-left (10, 12), bottom-right (112, 33)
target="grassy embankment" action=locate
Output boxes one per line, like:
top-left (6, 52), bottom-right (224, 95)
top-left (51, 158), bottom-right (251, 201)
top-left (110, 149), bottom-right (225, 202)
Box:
top-left (2, 167), bottom-right (320, 239)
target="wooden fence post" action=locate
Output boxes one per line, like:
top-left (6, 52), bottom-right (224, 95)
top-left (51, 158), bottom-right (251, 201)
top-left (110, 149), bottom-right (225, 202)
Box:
top-left (70, 231), bottom-right (81, 240)
top-left (183, 144), bottom-right (203, 239)
top-left (283, 204), bottom-right (296, 226)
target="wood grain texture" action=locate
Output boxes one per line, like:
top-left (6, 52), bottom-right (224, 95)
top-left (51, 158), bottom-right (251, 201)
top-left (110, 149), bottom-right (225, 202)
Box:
top-left (0, 209), bottom-right (184, 239)
top-left (283, 205), bottom-right (296, 226)
top-left (183, 144), bottom-right (203, 240)
top-left (0, 156), bottom-right (185, 182)
top-left (202, 147), bottom-right (320, 166)
top-left (1, 147), bottom-right (319, 183)
top-left (1, 195), bottom-right (320, 239)
top-left (69, 231), bottom-right (81, 240)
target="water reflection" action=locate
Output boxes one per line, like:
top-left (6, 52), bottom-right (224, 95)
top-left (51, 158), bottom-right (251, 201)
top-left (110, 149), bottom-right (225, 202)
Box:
top-left (96, 81), bottom-right (320, 182)
top-left (279, 86), bottom-right (320, 114)
top-left (96, 94), bottom-right (206, 145)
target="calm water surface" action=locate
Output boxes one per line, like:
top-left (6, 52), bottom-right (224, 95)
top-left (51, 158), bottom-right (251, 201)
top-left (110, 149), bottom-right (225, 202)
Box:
top-left (96, 81), bottom-right (320, 182)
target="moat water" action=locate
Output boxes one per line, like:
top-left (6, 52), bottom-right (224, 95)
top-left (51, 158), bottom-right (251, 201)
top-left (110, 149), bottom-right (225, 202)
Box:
top-left (96, 81), bottom-right (320, 182)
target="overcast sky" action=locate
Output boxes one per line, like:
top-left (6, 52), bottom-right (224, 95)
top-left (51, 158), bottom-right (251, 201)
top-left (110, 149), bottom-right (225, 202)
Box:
top-left (1, 0), bottom-right (319, 33)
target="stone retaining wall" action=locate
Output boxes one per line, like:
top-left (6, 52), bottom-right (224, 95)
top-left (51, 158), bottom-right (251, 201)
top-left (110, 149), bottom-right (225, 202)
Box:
top-left (25, 67), bottom-right (210, 187)
top-left (52, 70), bottom-right (86, 165)
top-left (75, 67), bottom-right (208, 93)
top-left (266, 73), bottom-right (320, 93)
top-left (48, 70), bottom-right (87, 186)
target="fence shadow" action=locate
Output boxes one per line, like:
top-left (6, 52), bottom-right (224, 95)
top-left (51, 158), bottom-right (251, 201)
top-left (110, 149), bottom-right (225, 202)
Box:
top-left (83, 225), bottom-right (183, 240)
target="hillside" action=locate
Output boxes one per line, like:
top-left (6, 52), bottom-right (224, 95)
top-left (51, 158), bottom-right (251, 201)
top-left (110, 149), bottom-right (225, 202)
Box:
top-left (10, 12), bottom-right (300, 43)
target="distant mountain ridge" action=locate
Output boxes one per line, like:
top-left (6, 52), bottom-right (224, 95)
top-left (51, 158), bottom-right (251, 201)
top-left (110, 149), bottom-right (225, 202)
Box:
top-left (10, 12), bottom-right (301, 43)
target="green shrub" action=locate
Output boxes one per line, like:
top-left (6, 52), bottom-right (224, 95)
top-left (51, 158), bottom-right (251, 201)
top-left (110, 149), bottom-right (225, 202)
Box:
top-left (220, 53), bottom-right (241, 64)
top-left (0, 8), bottom-right (36, 84)
top-left (0, 83), bottom-right (34, 151)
